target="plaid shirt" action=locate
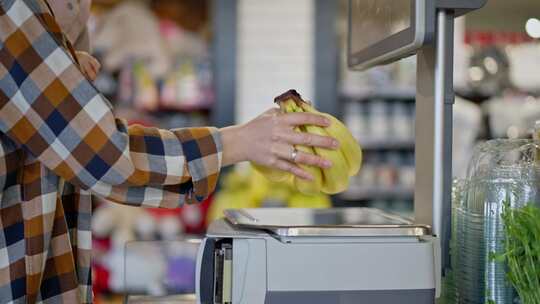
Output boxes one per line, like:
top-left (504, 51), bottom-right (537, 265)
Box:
top-left (0, 0), bottom-right (223, 303)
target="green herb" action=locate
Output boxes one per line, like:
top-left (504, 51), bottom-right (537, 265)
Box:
top-left (493, 201), bottom-right (540, 304)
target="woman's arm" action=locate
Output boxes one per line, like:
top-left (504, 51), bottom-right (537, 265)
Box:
top-left (0, 0), bottom-right (336, 206)
top-left (0, 0), bottom-right (221, 204)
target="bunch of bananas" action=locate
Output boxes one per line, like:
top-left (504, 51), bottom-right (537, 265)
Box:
top-left (253, 90), bottom-right (362, 195)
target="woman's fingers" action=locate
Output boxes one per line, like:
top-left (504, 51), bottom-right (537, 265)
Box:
top-left (84, 64), bottom-right (97, 80)
top-left (277, 129), bottom-right (339, 149)
top-left (87, 61), bottom-right (97, 75)
top-left (294, 150), bottom-right (332, 168)
top-left (281, 112), bottom-right (330, 127)
top-left (90, 57), bottom-right (101, 73)
top-left (271, 142), bottom-right (332, 169)
top-left (271, 142), bottom-right (331, 168)
top-left (272, 158), bottom-right (313, 180)
top-left (76, 51), bottom-right (101, 81)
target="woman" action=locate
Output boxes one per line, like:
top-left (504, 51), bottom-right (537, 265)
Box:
top-left (0, 0), bottom-right (337, 303)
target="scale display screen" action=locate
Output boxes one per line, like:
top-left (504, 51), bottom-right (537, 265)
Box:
top-left (350, 0), bottom-right (412, 54)
top-left (348, 0), bottom-right (432, 70)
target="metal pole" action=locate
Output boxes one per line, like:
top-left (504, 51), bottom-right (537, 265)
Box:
top-left (415, 9), bottom-right (454, 270)
top-left (435, 9), bottom-right (454, 271)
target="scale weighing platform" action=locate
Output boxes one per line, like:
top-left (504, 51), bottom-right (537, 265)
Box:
top-left (196, 1), bottom-right (486, 303)
top-left (197, 208), bottom-right (438, 304)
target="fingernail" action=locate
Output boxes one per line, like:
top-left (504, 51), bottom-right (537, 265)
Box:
top-left (323, 160), bottom-right (332, 168)
top-left (324, 118), bottom-right (331, 125)
top-left (333, 140), bottom-right (340, 148)
top-left (304, 173), bottom-right (314, 181)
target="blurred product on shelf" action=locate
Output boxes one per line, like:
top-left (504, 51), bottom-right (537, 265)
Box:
top-left (340, 49), bottom-right (416, 98)
top-left (343, 101), bottom-right (365, 140)
top-left (340, 67), bottom-right (415, 210)
top-left (91, 197), bottom-right (211, 294)
top-left (91, 0), bottom-right (214, 116)
top-left (487, 95), bottom-right (540, 139)
top-left (93, 238), bottom-right (200, 296)
top-left (115, 241), bottom-right (201, 297)
top-left (344, 152), bottom-right (415, 201)
top-left (151, 0), bottom-right (209, 36)
top-left (507, 43), bottom-right (540, 93)
top-left (160, 57), bottom-right (213, 111)
top-left (467, 45), bottom-right (511, 96)
top-left (368, 100), bottom-right (390, 141)
top-left (93, 1), bottom-right (169, 76)
top-left (116, 57), bottom-right (213, 112)
top-left (92, 202), bottom-right (161, 247)
top-left (343, 99), bottom-right (415, 147)
top-left (207, 165), bottom-right (332, 224)
top-left (114, 107), bottom-right (209, 130)
top-left (159, 18), bottom-right (209, 59)
top-left (118, 60), bottom-right (160, 111)
top-left (453, 97), bottom-right (483, 178)
top-left (391, 101), bottom-right (413, 141)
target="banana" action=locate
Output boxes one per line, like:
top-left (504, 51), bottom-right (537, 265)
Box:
top-left (303, 122), bottom-right (350, 194)
top-left (284, 99), bottom-right (350, 194)
top-left (277, 99), bottom-right (323, 195)
top-left (293, 135), bottom-right (323, 195)
top-left (254, 89), bottom-right (361, 195)
top-left (298, 102), bottom-right (362, 177)
top-left (252, 164), bottom-right (290, 182)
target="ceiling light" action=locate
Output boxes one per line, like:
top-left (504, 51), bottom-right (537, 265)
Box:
top-left (525, 18), bottom-right (540, 39)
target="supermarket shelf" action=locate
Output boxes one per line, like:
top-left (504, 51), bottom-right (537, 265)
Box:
top-left (341, 85), bottom-right (416, 101)
top-left (360, 140), bottom-right (415, 150)
top-left (339, 187), bottom-right (414, 201)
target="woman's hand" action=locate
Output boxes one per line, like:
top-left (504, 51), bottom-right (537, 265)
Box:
top-left (75, 51), bottom-right (101, 81)
top-left (220, 108), bottom-right (339, 180)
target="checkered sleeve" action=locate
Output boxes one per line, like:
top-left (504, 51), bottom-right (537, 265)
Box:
top-left (0, 0), bottom-right (222, 205)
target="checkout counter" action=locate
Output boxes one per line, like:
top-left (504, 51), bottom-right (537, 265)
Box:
top-left (127, 0), bottom-right (487, 303)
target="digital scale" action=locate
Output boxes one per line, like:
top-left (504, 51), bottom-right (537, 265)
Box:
top-left (194, 1), bottom-right (487, 303)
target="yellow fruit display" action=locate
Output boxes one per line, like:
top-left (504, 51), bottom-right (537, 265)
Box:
top-left (208, 164), bottom-right (336, 223)
top-left (288, 193), bottom-right (332, 209)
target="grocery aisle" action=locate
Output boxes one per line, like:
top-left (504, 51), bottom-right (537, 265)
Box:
top-left (83, 0), bottom-right (540, 302)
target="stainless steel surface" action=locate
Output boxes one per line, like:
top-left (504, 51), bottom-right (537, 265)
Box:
top-left (414, 9), bottom-right (454, 269)
top-left (434, 9), bottom-right (454, 270)
top-left (224, 208), bottom-right (430, 237)
top-left (269, 226), bottom-right (430, 237)
top-left (127, 294), bottom-right (196, 304)
top-left (414, 45), bottom-right (435, 234)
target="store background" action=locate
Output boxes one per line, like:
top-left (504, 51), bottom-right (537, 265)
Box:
top-left (85, 0), bottom-right (540, 302)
